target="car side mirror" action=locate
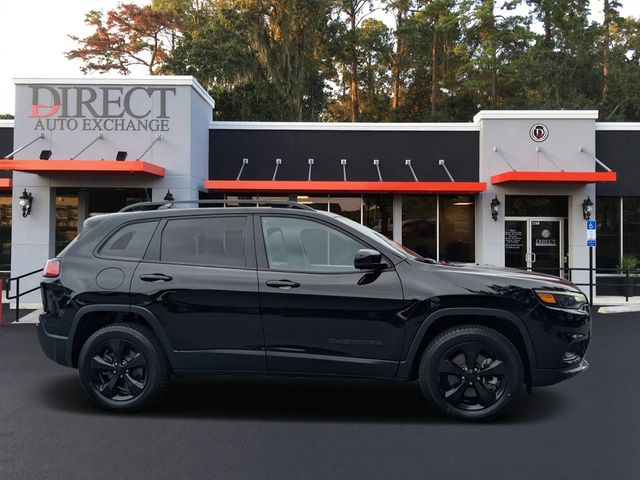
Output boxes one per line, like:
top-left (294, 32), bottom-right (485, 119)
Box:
top-left (354, 249), bottom-right (387, 270)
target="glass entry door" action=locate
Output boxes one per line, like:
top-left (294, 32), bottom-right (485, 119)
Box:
top-left (505, 218), bottom-right (564, 277)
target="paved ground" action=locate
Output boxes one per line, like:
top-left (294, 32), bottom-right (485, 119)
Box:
top-left (1, 312), bottom-right (639, 480)
top-left (0, 304), bottom-right (35, 326)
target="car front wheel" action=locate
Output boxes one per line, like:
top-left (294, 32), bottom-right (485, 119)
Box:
top-left (418, 325), bottom-right (524, 421)
top-left (78, 323), bottom-right (170, 412)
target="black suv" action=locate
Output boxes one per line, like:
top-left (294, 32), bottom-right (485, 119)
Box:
top-left (38, 200), bottom-right (590, 420)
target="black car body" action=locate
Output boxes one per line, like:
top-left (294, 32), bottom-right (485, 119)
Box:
top-left (38, 202), bottom-right (590, 420)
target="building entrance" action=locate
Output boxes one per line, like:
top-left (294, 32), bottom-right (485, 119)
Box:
top-left (504, 195), bottom-right (569, 277)
top-left (505, 218), bottom-right (566, 277)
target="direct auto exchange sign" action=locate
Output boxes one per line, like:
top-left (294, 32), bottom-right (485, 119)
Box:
top-left (29, 85), bottom-right (176, 132)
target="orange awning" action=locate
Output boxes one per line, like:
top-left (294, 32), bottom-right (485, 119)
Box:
top-left (205, 180), bottom-right (486, 194)
top-left (491, 171), bottom-right (616, 184)
top-left (0, 160), bottom-right (165, 177)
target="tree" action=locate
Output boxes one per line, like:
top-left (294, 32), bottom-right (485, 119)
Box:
top-left (601, 0), bottom-right (622, 105)
top-left (65, 0), bottom-right (640, 123)
top-left (165, 1), bottom-right (291, 120)
top-left (233, 0), bottom-right (333, 121)
top-left (67, 3), bottom-right (181, 74)
top-left (383, 0), bottom-right (415, 114)
top-left (357, 18), bottom-right (393, 120)
top-left (333, 0), bottom-right (376, 121)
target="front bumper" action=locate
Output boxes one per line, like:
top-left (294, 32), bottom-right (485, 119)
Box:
top-left (531, 359), bottom-right (589, 386)
top-left (37, 315), bottom-right (73, 367)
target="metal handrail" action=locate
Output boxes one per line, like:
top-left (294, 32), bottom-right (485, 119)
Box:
top-left (119, 199), bottom-right (315, 212)
top-left (5, 268), bottom-right (41, 323)
top-left (521, 266), bottom-right (640, 304)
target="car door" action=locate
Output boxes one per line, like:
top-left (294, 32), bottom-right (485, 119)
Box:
top-left (255, 214), bottom-right (406, 377)
top-left (130, 213), bottom-right (265, 372)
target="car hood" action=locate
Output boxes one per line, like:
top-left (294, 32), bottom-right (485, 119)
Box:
top-left (409, 259), bottom-right (582, 293)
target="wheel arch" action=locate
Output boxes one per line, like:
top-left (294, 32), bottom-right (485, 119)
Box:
top-left (399, 308), bottom-right (535, 386)
top-left (67, 305), bottom-right (174, 368)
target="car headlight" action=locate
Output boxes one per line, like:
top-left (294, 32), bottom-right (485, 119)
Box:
top-left (534, 290), bottom-right (588, 310)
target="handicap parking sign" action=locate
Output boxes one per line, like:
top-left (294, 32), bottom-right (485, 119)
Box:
top-left (586, 220), bottom-right (596, 246)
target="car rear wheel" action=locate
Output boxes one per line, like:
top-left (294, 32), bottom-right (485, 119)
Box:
top-left (78, 323), bottom-right (170, 412)
top-left (418, 325), bottom-right (524, 421)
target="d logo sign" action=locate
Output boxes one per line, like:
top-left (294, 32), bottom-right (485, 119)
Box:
top-left (530, 124), bottom-right (549, 142)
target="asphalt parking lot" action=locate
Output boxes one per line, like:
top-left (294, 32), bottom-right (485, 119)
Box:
top-left (1, 311), bottom-right (639, 480)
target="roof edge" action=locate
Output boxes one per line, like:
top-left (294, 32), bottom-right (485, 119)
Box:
top-left (209, 121), bottom-right (479, 131)
top-left (474, 110), bottom-right (599, 122)
top-left (595, 122), bottom-right (640, 131)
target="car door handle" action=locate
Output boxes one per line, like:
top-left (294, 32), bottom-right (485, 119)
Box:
top-left (265, 279), bottom-right (300, 289)
top-left (140, 273), bottom-right (173, 282)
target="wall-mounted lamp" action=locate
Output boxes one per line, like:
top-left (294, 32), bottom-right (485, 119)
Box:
top-left (39, 150), bottom-right (52, 160)
top-left (19, 189), bottom-right (33, 218)
top-left (490, 196), bottom-right (501, 221)
top-left (163, 190), bottom-right (174, 202)
top-left (582, 196), bottom-right (593, 220)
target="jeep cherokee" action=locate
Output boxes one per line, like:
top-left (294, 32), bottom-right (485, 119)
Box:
top-left (37, 200), bottom-right (590, 420)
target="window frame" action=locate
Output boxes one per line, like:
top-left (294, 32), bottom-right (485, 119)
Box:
top-left (95, 219), bottom-right (160, 263)
top-left (254, 213), bottom-right (394, 275)
top-left (145, 214), bottom-right (256, 270)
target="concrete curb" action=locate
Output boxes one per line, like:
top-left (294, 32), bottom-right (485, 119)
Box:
top-left (598, 305), bottom-right (640, 314)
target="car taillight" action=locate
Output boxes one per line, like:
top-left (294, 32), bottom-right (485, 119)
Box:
top-left (43, 259), bottom-right (61, 278)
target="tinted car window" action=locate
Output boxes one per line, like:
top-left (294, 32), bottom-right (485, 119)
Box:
top-left (261, 217), bottom-right (364, 272)
top-left (160, 216), bottom-right (248, 268)
top-left (99, 221), bottom-right (157, 260)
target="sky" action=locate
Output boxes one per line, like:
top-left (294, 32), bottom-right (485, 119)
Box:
top-left (1, 0), bottom-right (640, 115)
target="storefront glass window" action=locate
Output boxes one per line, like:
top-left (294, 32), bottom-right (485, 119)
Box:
top-left (440, 195), bottom-right (475, 263)
top-left (56, 195), bottom-right (79, 255)
top-left (363, 195), bottom-right (393, 240)
top-left (225, 194), bottom-right (363, 222)
top-left (295, 195), bottom-right (329, 210)
top-left (87, 189), bottom-right (147, 215)
top-left (623, 197), bottom-right (640, 263)
top-left (328, 196), bottom-right (361, 223)
top-left (0, 194), bottom-right (11, 271)
top-left (596, 197), bottom-right (620, 270)
top-left (402, 196), bottom-right (437, 259)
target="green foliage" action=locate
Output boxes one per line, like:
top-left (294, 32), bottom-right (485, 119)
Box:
top-left (67, 0), bottom-right (640, 122)
top-left (620, 254), bottom-right (640, 273)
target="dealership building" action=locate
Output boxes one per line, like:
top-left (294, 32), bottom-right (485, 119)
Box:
top-left (0, 76), bottom-right (638, 303)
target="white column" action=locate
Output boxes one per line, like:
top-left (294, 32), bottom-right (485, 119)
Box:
top-left (77, 190), bottom-right (89, 233)
top-left (475, 190), bottom-right (505, 267)
top-left (392, 194), bottom-right (402, 243)
top-left (10, 175), bottom-right (56, 306)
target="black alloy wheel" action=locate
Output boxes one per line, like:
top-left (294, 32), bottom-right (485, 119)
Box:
top-left (78, 323), bottom-right (171, 412)
top-left (436, 342), bottom-right (507, 411)
top-left (419, 325), bottom-right (524, 421)
top-left (89, 339), bottom-right (148, 402)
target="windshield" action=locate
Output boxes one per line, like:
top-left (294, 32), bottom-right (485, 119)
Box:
top-left (331, 214), bottom-right (428, 261)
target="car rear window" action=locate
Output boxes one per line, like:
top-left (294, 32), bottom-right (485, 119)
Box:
top-left (99, 221), bottom-right (158, 260)
top-left (160, 216), bottom-right (248, 268)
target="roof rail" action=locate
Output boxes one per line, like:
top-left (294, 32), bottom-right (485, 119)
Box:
top-left (119, 199), bottom-right (315, 212)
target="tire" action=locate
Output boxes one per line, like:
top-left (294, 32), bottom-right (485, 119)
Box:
top-left (418, 325), bottom-right (524, 421)
top-left (78, 323), bottom-right (171, 412)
